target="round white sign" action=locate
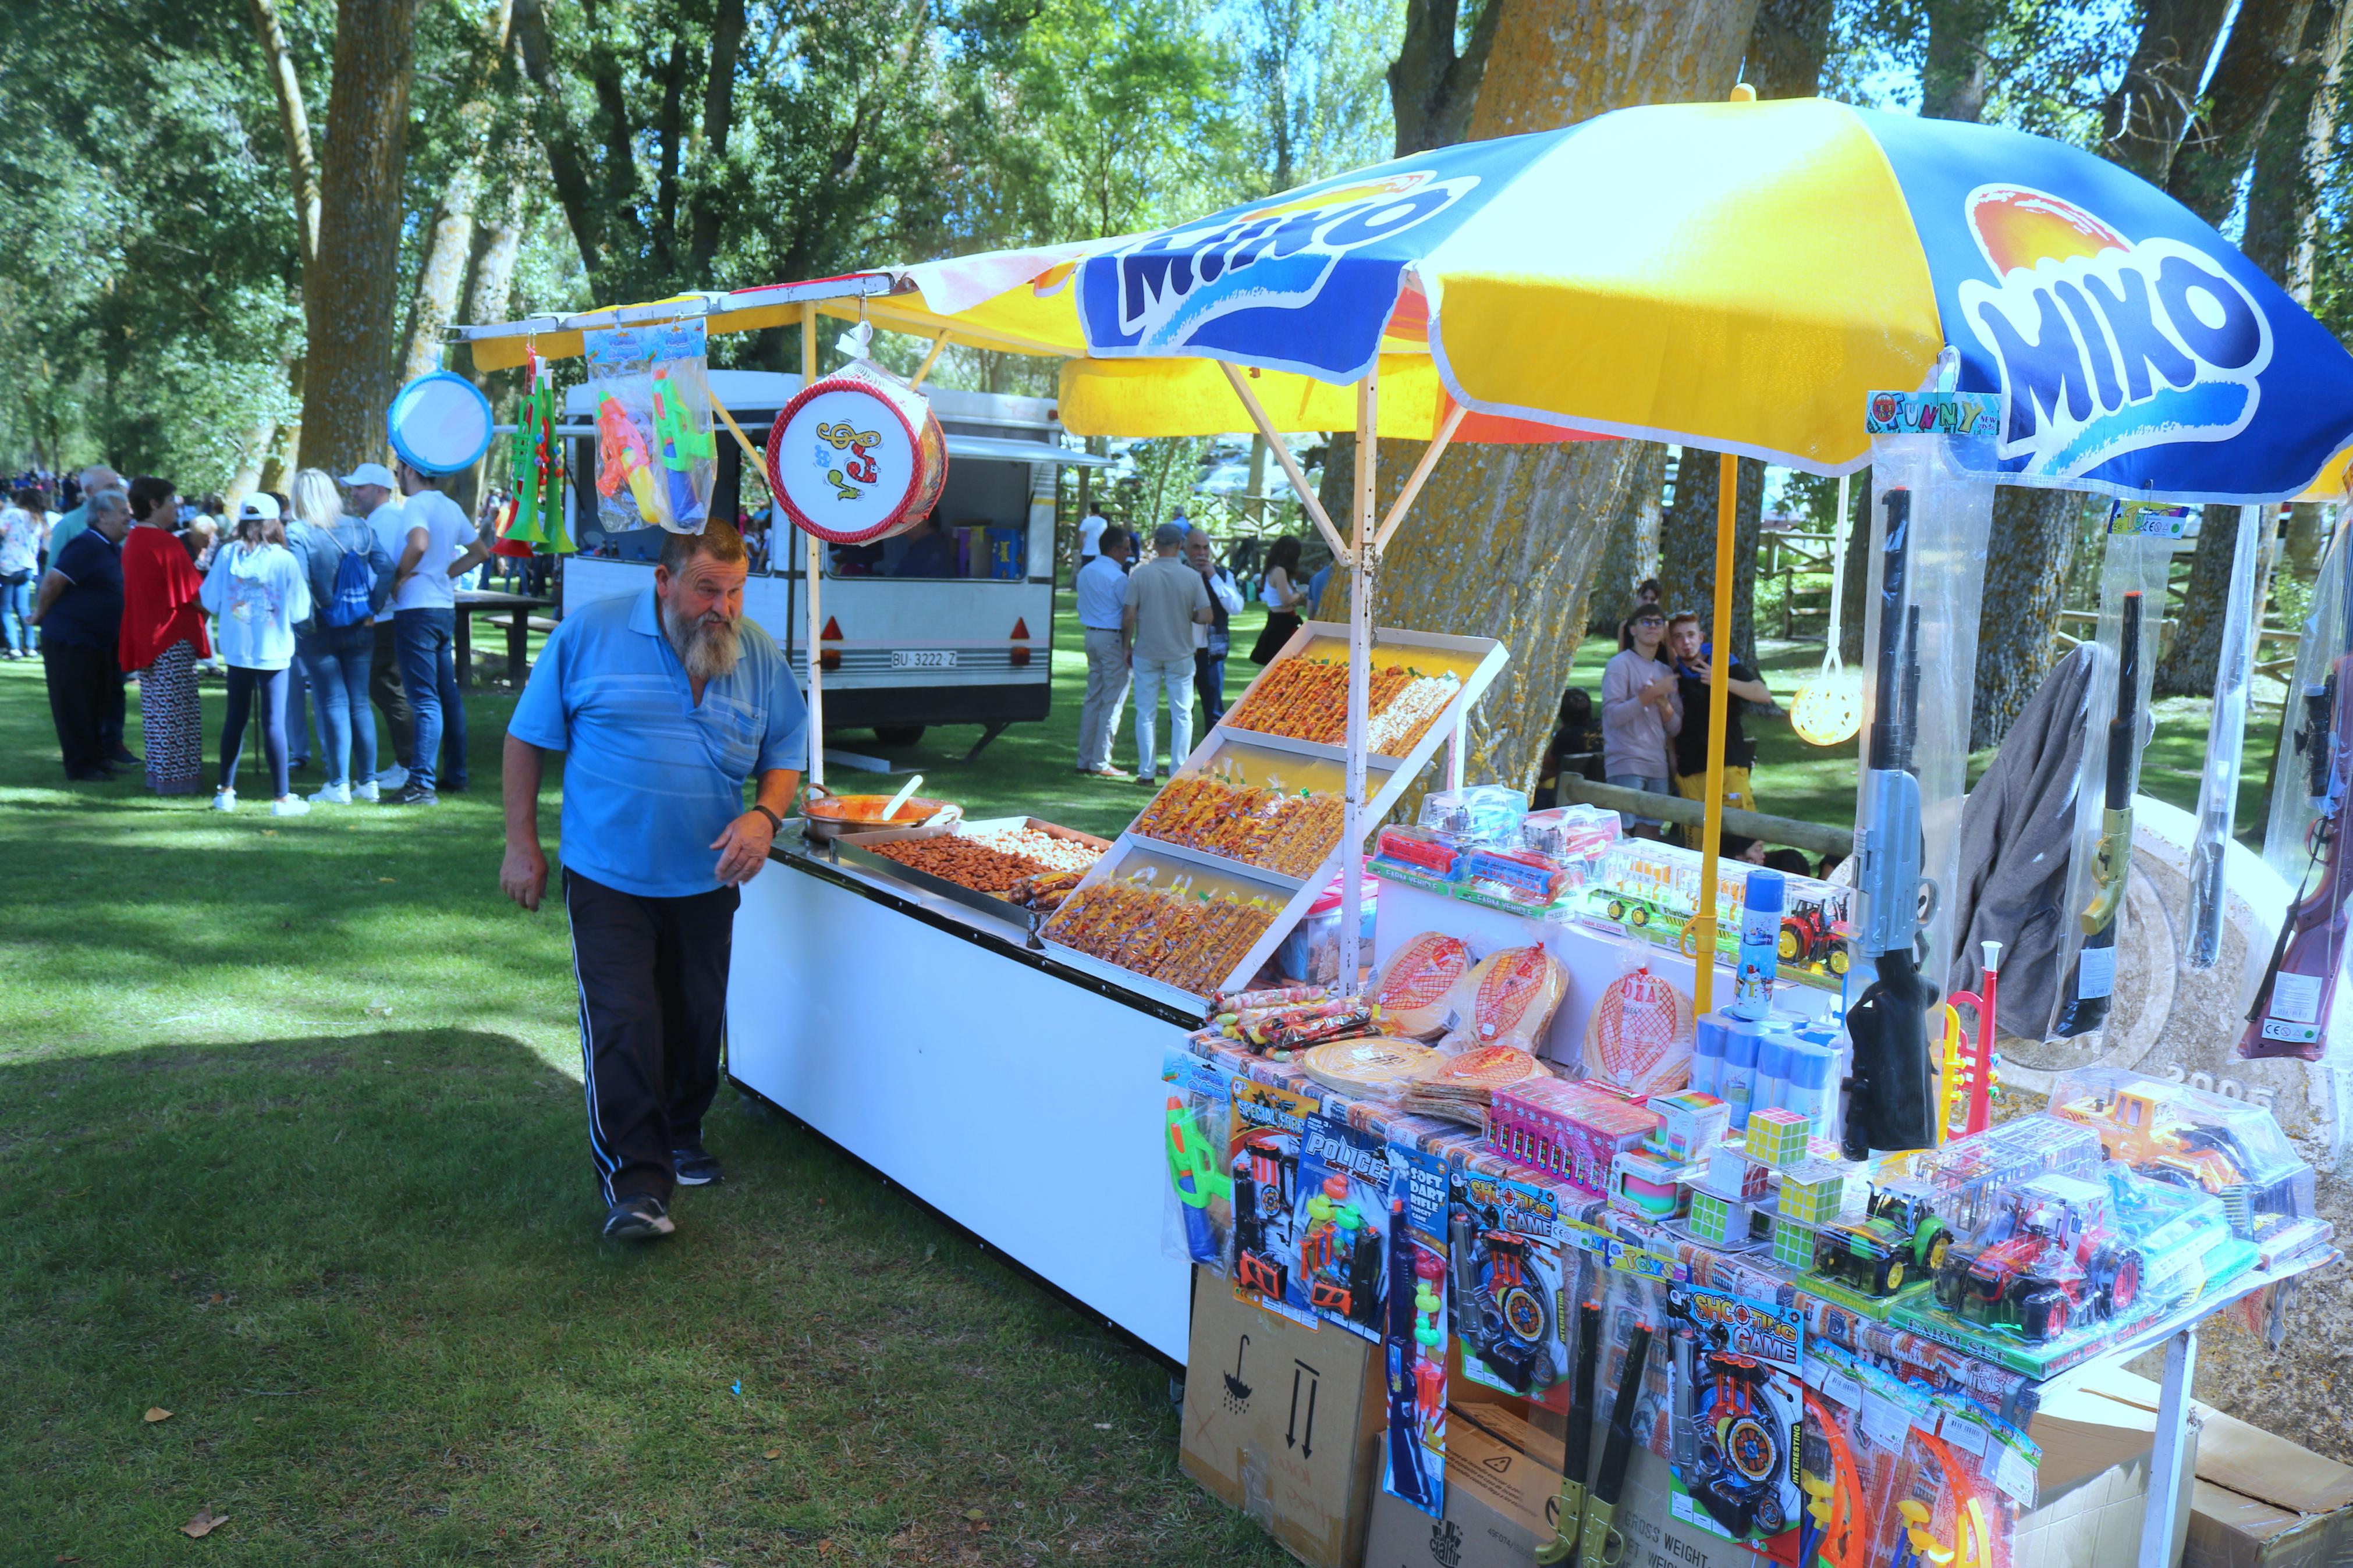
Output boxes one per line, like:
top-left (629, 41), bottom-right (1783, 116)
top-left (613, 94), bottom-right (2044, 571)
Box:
top-left (766, 373), bottom-right (946, 545)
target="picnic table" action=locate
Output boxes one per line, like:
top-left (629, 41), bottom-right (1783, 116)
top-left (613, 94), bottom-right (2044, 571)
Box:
top-left (453, 589), bottom-right (555, 687)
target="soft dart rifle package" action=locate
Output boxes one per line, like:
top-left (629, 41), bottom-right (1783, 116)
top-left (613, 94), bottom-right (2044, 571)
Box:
top-left (2050, 503), bottom-right (2173, 1038)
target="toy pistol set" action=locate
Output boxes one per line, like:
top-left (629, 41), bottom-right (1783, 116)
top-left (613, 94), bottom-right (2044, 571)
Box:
top-left (1449, 1169), bottom-right (1584, 1402)
top-left (1296, 1111), bottom-right (1395, 1341)
top-left (1383, 1141), bottom-right (1451, 1515)
top-left (583, 319), bottom-right (716, 535)
top-left (1227, 1078), bottom-right (1322, 1327)
top-left (1666, 1283), bottom-right (1806, 1557)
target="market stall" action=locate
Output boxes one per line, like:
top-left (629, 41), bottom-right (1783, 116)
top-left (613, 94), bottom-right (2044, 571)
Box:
top-left (457, 89), bottom-right (2353, 1568)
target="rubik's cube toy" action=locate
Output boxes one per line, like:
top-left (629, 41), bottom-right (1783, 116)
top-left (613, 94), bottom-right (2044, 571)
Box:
top-left (1745, 1107), bottom-right (1811, 1168)
top-left (1688, 1187), bottom-right (1752, 1247)
top-left (1772, 1213), bottom-right (1817, 1271)
top-left (1708, 1137), bottom-right (1769, 1200)
top-left (1779, 1165), bottom-right (1850, 1226)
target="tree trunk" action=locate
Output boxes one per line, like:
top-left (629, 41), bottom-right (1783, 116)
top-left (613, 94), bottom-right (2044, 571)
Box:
top-left (1659, 446), bottom-right (1763, 667)
top-left (513, 0), bottom-right (604, 278)
top-left (301, 0), bottom-right (420, 475)
top-left (1367, 0), bottom-right (1759, 794)
top-left (655, 37), bottom-right (687, 268)
top-left (1742, 0), bottom-right (1832, 97)
top-left (1921, 0), bottom-right (1999, 122)
top-left (2153, 504), bottom-right (2249, 696)
top-left (1587, 442), bottom-right (1666, 634)
top-left (2166, 0), bottom-right (2316, 223)
top-left (1972, 487), bottom-right (2085, 746)
top-left (2100, 0), bottom-right (2234, 182)
top-left (1837, 467), bottom-right (1871, 664)
top-left (2242, 0), bottom-right (2352, 296)
top-left (399, 174), bottom-right (477, 385)
top-left (579, 0), bottom-right (640, 210)
top-left (1387, 0), bottom-right (1502, 154)
top-left (685, 0), bottom-right (747, 282)
top-left (460, 196), bottom-right (527, 358)
top-left (247, 0), bottom-right (321, 268)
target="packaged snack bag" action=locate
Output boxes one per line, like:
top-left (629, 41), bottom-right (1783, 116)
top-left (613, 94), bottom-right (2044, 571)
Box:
top-left (1440, 944), bottom-right (1569, 1055)
top-left (1375, 932), bottom-right (1474, 1039)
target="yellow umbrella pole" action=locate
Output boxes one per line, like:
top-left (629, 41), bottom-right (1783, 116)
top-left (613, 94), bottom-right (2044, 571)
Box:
top-left (1692, 451), bottom-right (1738, 1017)
top-left (803, 302), bottom-right (825, 792)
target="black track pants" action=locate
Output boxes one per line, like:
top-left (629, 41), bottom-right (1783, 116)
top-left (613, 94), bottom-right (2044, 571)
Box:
top-left (563, 868), bottom-right (739, 1204)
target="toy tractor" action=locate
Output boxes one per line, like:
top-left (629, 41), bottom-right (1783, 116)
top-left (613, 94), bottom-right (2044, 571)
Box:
top-left (1933, 1174), bottom-right (2141, 1342)
top-left (1811, 1179), bottom-right (1949, 1296)
top-left (2054, 1080), bottom-right (2260, 1206)
top-left (1778, 896), bottom-right (1851, 976)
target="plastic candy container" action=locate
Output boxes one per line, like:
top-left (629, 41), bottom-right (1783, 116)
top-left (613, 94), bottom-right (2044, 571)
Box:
top-left (2045, 1066), bottom-right (2316, 1233)
top-left (1417, 785), bottom-right (1529, 846)
top-left (1374, 824), bottom-right (1463, 882)
top-left (1519, 803), bottom-right (1621, 861)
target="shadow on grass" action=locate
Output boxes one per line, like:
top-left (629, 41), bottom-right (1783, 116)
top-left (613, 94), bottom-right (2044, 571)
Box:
top-left (1, 1027), bottom-right (1278, 1566)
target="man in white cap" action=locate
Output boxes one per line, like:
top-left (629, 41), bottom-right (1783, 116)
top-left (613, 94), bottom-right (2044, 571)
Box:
top-left (341, 462), bottom-right (415, 789)
top-left (386, 457), bottom-right (490, 804)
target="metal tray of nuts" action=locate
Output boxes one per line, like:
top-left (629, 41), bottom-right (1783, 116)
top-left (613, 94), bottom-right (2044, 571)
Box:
top-left (833, 816), bottom-right (1110, 933)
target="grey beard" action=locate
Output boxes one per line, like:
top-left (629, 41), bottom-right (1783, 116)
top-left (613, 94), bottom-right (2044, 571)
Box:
top-left (663, 602), bottom-right (743, 681)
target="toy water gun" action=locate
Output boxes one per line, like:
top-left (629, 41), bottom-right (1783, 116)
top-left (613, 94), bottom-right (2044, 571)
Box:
top-left (596, 392), bottom-right (667, 527)
top-left (1535, 1302), bottom-right (1603, 1564)
top-left (2056, 590), bottom-right (2145, 1036)
top-left (1576, 1321), bottom-right (1652, 1568)
top-left (1843, 487), bottom-right (1939, 1157)
top-left (2245, 526), bottom-right (2353, 1060)
top-left (651, 366), bottom-right (712, 527)
top-left (1163, 1096), bottom-right (1230, 1261)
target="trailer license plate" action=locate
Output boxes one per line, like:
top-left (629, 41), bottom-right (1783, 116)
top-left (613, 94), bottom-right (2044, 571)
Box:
top-left (890, 649), bottom-right (957, 669)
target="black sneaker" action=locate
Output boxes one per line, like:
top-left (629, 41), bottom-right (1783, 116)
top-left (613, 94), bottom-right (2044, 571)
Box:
top-left (108, 746), bottom-right (140, 767)
top-left (602, 1195), bottom-right (675, 1240)
top-left (673, 1144), bottom-right (724, 1186)
top-left (392, 781), bottom-right (439, 806)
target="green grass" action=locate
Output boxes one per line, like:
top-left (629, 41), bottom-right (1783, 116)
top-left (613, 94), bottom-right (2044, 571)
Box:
top-left (0, 630), bottom-right (1283, 1566)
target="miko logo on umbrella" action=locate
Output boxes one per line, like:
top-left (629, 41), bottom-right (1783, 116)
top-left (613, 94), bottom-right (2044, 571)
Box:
top-left (1084, 169), bottom-right (1480, 358)
top-left (1956, 184), bottom-right (2272, 479)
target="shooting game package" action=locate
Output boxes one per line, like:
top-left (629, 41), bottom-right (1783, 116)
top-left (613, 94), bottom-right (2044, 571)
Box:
top-left (1229, 1079), bottom-right (1322, 1327)
top-left (1161, 1048), bottom-right (1234, 1270)
top-left (2049, 502), bottom-right (2173, 1039)
top-left (1665, 1283), bottom-right (1806, 1561)
top-left (1382, 1141), bottom-right (1450, 1517)
top-left (584, 319), bottom-right (717, 535)
top-left (1847, 390), bottom-right (1998, 1157)
top-left (1449, 1170), bottom-right (1584, 1406)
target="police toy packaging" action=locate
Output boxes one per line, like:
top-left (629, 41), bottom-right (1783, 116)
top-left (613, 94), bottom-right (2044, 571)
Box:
top-left (1160, 1048), bottom-right (1234, 1270)
top-left (1383, 1140), bottom-right (1450, 1516)
top-left (1295, 1110), bottom-right (1394, 1342)
top-left (1449, 1170), bottom-right (1581, 1405)
top-left (1229, 1079), bottom-right (1321, 1326)
top-left (1665, 1282), bottom-right (1807, 1562)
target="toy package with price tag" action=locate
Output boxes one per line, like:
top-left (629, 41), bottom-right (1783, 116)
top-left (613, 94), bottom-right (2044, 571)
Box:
top-left (2048, 501), bottom-right (2172, 1039)
top-left (1664, 1282), bottom-right (1806, 1560)
top-left (1227, 1078), bottom-right (1321, 1326)
top-left (1380, 1140), bottom-right (1450, 1516)
top-left (1160, 1048), bottom-right (1234, 1271)
top-left (1294, 1111), bottom-right (1394, 1342)
top-left (1447, 1168), bottom-right (1586, 1407)
top-left (583, 320), bottom-right (716, 535)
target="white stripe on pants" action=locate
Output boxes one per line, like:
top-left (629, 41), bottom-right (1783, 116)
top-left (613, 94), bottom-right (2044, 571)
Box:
top-left (1077, 627), bottom-right (1131, 772)
top-left (1132, 654), bottom-right (1194, 780)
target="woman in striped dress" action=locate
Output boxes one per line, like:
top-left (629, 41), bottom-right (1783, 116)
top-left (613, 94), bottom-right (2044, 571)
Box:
top-left (119, 475), bottom-right (210, 795)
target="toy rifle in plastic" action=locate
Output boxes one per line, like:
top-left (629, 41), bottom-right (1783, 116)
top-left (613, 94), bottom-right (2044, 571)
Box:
top-left (1383, 1193), bottom-right (1435, 1510)
top-left (1843, 487), bottom-right (1939, 1156)
top-left (1575, 1321), bottom-right (1651, 1568)
top-left (2243, 531), bottom-right (2353, 1060)
top-left (596, 393), bottom-right (668, 528)
top-left (651, 367), bottom-right (712, 527)
top-left (1535, 1302), bottom-right (1603, 1565)
top-left (2054, 591), bottom-right (2145, 1036)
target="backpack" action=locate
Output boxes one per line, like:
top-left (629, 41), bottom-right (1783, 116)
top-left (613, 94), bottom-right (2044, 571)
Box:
top-left (319, 528), bottom-right (375, 628)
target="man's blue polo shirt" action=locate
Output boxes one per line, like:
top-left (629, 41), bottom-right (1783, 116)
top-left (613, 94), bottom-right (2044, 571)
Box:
top-left (509, 587), bottom-right (808, 898)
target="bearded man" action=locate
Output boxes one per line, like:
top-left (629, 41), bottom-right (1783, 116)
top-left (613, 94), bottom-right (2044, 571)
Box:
top-left (502, 521), bottom-right (807, 1241)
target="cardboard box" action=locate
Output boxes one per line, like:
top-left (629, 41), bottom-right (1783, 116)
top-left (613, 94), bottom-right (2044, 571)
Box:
top-left (1363, 1411), bottom-right (1559, 1568)
top-left (1181, 1265), bottom-right (1387, 1568)
top-left (2063, 1369), bottom-right (2353, 1568)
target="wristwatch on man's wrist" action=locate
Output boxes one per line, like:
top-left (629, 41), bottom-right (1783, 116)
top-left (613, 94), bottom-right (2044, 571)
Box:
top-left (751, 805), bottom-right (783, 834)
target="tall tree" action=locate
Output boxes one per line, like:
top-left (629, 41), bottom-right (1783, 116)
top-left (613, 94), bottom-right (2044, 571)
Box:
top-left (1345, 0), bottom-right (1761, 798)
top-left (1745, 0), bottom-right (1833, 98)
top-left (1920, 0), bottom-right (1998, 120)
top-left (2165, 0), bottom-right (2316, 224)
top-left (302, 0), bottom-right (422, 472)
top-left (398, 0), bottom-right (517, 383)
top-left (1658, 447), bottom-right (1764, 667)
top-left (2100, 0), bottom-right (2233, 180)
top-left (1388, 0), bottom-right (1503, 154)
top-left (1586, 442), bottom-right (1666, 635)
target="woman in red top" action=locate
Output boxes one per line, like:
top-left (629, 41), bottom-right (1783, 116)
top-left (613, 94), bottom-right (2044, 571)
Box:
top-left (120, 475), bottom-right (211, 795)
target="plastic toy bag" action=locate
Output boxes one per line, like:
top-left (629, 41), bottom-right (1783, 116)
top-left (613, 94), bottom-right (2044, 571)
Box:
top-left (1846, 387), bottom-right (1997, 1157)
top-left (584, 320), bottom-right (716, 535)
top-left (2048, 503), bottom-right (2173, 1039)
top-left (2187, 505), bottom-right (2269, 970)
top-left (1160, 1049), bottom-right (1234, 1271)
top-left (2245, 519), bottom-right (2353, 1060)
top-left (1416, 784), bottom-right (1528, 846)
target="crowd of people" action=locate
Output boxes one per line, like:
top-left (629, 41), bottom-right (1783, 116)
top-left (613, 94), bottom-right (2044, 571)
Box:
top-left (1, 460), bottom-right (489, 812)
top-left (1073, 502), bottom-right (1253, 783)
